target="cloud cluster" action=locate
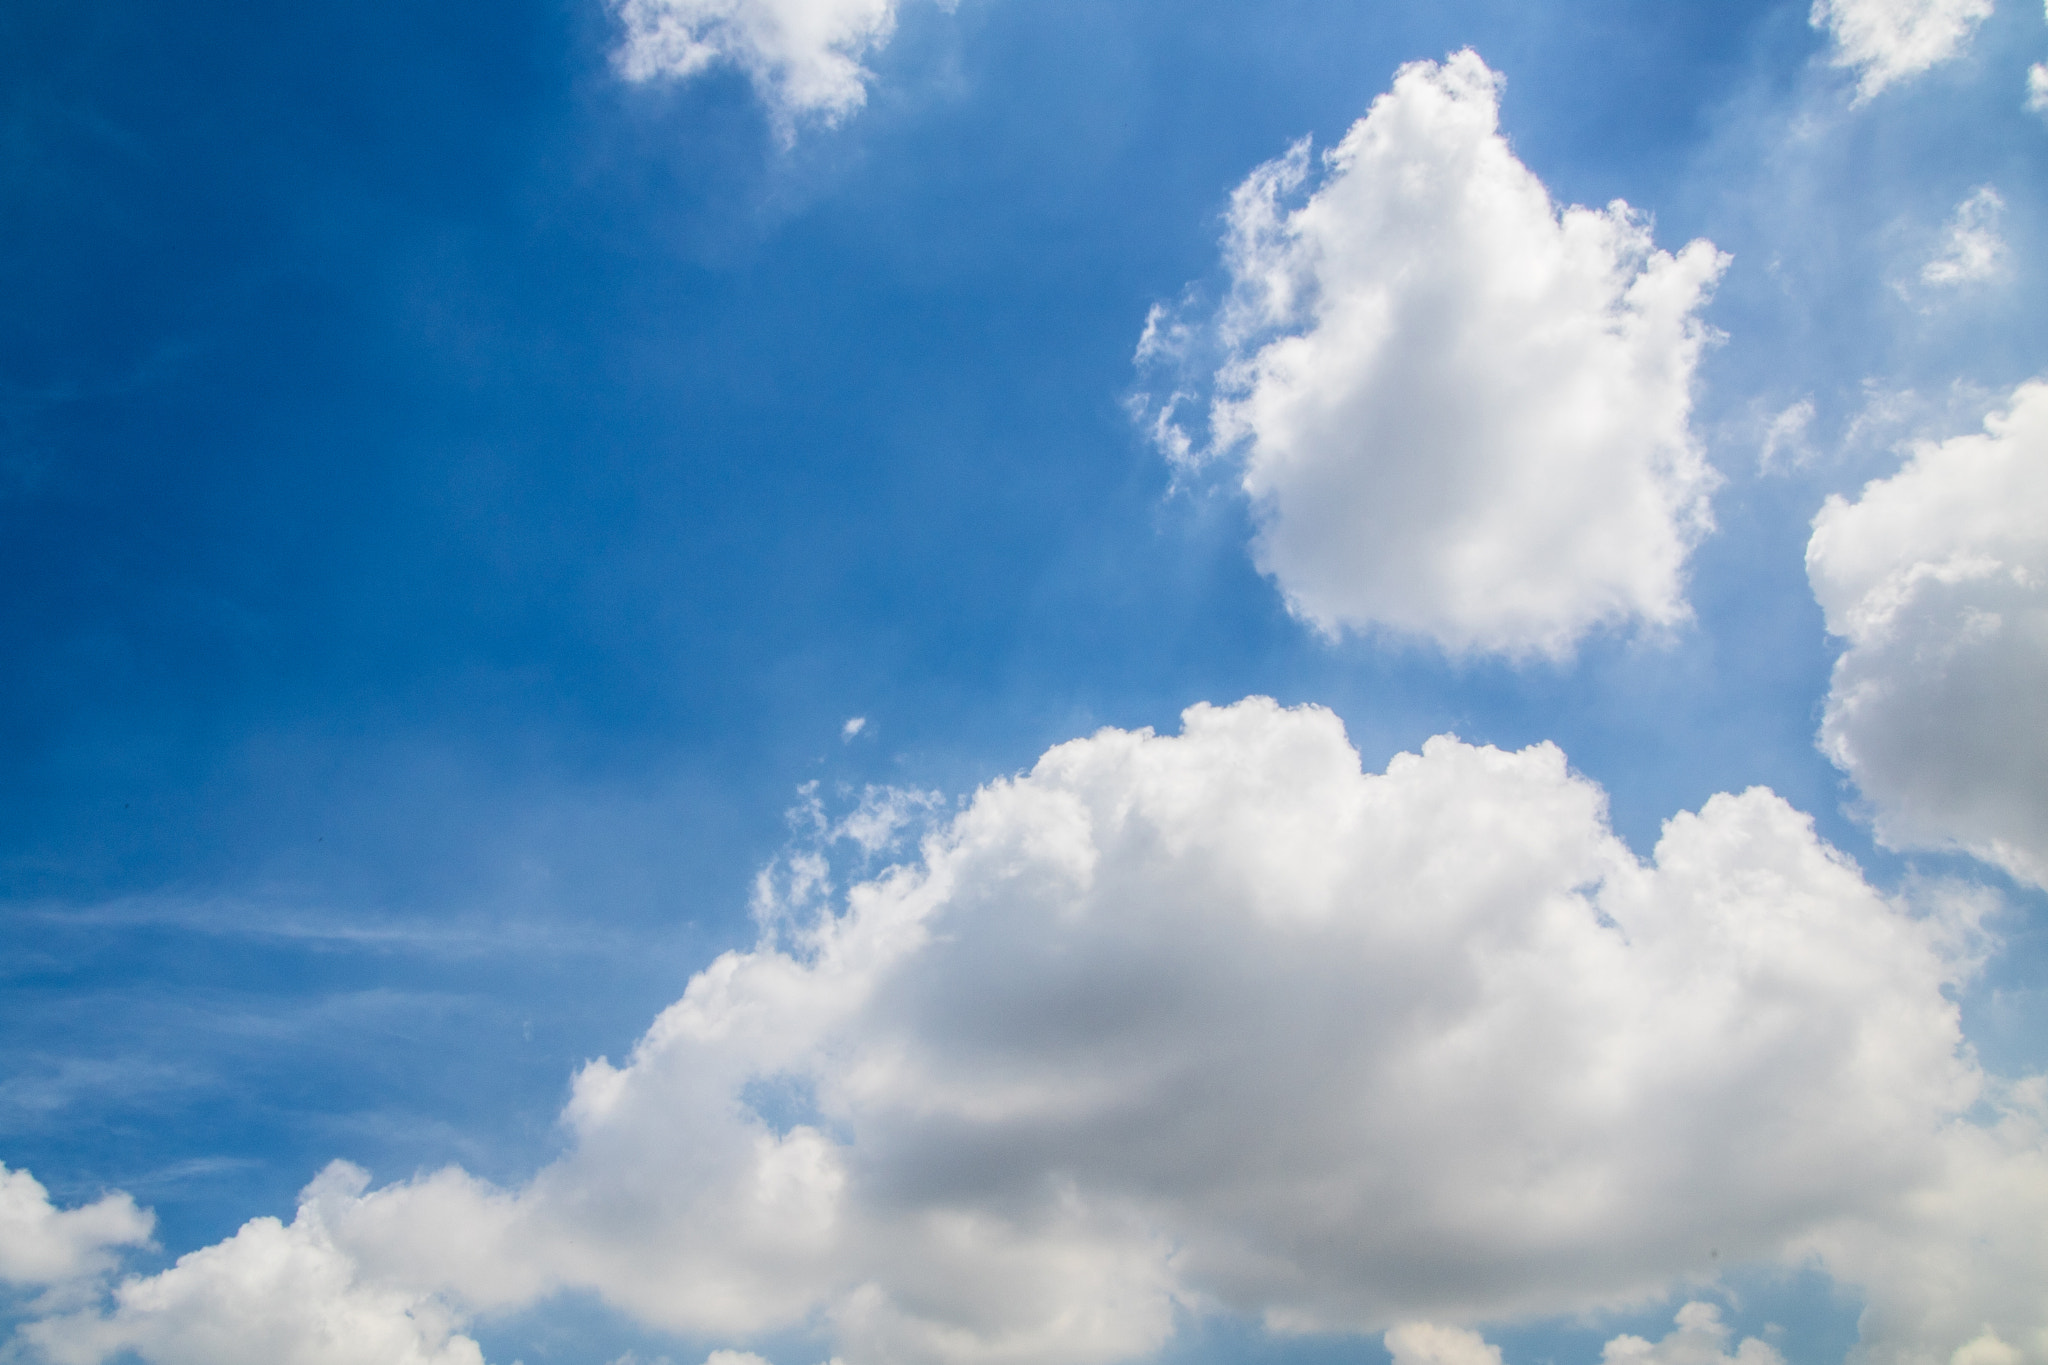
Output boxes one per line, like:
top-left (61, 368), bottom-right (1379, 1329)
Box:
top-left (610, 0), bottom-right (938, 131)
top-left (1136, 52), bottom-right (1725, 658)
top-left (1808, 377), bottom-right (2048, 888)
top-left (19, 1179), bottom-right (486, 1365)
top-left (26, 697), bottom-right (2038, 1365)
top-left (1809, 0), bottom-right (1995, 98)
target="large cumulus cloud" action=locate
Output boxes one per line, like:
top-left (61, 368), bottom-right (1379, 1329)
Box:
top-left (14, 699), bottom-right (2043, 1365)
top-left (1807, 377), bottom-right (2048, 889)
top-left (1136, 52), bottom-right (1726, 658)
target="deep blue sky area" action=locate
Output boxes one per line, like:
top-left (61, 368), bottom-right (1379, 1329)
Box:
top-left (2, 0), bottom-right (2044, 1361)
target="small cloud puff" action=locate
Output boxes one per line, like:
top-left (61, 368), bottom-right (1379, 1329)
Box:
top-left (1135, 52), bottom-right (1725, 659)
top-left (1810, 0), bottom-right (1994, 99)
top-left (0, 1164), bottom-right (153, 1290)
top-left (609, 0), bottom-right (950, 136)
top-left (1922, 187), bottom-right (2008, 287)
top-left (841, 716), bottom-right (867, 740)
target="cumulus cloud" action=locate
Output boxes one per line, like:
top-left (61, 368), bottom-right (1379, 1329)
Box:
top-left (1600, 1303), bottom-right (1784, 1365)
top-left (1793, 1078), bottom-right (2048, 1365)
top-left (0, 1164), bottom-right (153, 1289)
top-left (2028, 62), bottom-right (2048, 112)
top-left (17, 700), bottom-right (2041, 1364)
top-left (19, 1166), bottom-right (486, 1365)
top-left (1809, 0), bottom-right (1995, 98)
top-left (81, 697), bottom-right (2025, 1365)
top-left (1808, 377), bottom-right (2048, 888)
top-left (1922, 187), bottom-right (2008, 286)
top-left (1389, 1305), bottom-right (1786, 1365)
top-left (609, 0), bottom-right (946, 133)
top-left (1385, 1322), bottom-right (1504, 1365)
top-left (1135, 52), bottom-right (1726, 658)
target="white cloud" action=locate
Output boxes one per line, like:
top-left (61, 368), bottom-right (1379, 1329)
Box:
top-left (609, 0), bottom-right (945, 133)
top-left (1922, 187), bottom-right (2009, 286)
top-left (2028, 62), bottom-right (2048, 112)
top-left (1136, 52), bottom-right (1726, 658)
top-left (1809, 0), bottom-right (1995, 99)
top-left (167, 697), bottom-right (2032, 1365)
top-left (1385, 1322), bottom-right (1503, 1365)
top-left (19, 1166), bottom-right (486, 1365)
top-left (842, 716), bottom-right (867, 740)
top-left (1600, 1303), bottom-right (1784, 1365)
top-left (0, 1164), bottom-right (153, 1289)
top-left (1807, 377), bottom-right (2048, 888)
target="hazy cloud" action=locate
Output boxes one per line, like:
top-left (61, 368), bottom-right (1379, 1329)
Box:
top-left (1922, 187), bottom-right (2009, 286)
top-left (1810, 0), bottom-right (1994, 98)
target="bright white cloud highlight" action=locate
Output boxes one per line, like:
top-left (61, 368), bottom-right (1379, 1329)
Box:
top-left (1808, 377), bottom-right (2048, 888)
top-left (1809, 0), bottom-right (1995, 98)
top-left (610, 0), bottom-right (945, 131)
top-left (21, 1167), bottom-right (486, 1365)
top-left (2028, 62), bottom-right (2048, 112)
top-left (0, 1165), bottom-right (152, 1289)
top-left (1922, 187), bottom-right (2009, 286)
top-left (1136, 52), bottom-right (1726, 658)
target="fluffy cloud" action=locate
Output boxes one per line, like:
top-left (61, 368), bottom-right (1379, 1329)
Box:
top-left (0, 1165), bottom-right (152, 1289)
top-left (19, 699), bottom-right (2041, 1364)
top-left (1922, 187), bottom-right (2008, 286)
top-left (1600, 1303), bottom-right (1784, 1365)
top-left (1807, 378), bottom-right (2048, 888)
top-left (1809, 0), bottom-right (1995, 98)
top-left (20, 1167), bottom-right (485, 1365)
top-left (228, 700), bottom-right (2031, 1362)
top-left (1136, 52), bottom-right (1726, 658)
top-left (610, 0), bottom-right (943, 131)
top-left (1386, 1322), bottom-right (1504, 1365)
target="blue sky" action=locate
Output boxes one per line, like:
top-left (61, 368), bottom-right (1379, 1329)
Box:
top-left (2, 1), bottom-right (2045, 1363)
